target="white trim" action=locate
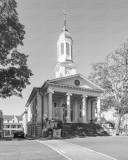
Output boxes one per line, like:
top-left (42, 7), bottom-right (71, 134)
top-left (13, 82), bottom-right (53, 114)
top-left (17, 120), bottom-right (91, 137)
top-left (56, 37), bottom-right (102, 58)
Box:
top-left (79, 74), bottom-right (104, 91)
top-left (37, 140), bottom-right (117, 160)
top-left (62, 141), bottom-right (117, 160)
top-left (49, 83), bottom-right (102, 93)
top-left (37, 140), bottom-right (72, 160)
top-left (48, 73), bottom-right (104, 91)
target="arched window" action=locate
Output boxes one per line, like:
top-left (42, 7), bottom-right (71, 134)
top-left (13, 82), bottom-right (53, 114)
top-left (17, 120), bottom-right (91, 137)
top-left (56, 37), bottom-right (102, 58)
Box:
top-left (66, 43), bottom-right (69, 55)
top-left (61, 43), bottom-right (64, 54)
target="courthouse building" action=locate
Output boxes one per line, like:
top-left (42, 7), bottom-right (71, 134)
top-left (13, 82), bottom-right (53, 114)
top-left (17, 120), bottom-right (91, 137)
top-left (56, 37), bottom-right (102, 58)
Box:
top-left (26, 11), bottom-right (104, 137)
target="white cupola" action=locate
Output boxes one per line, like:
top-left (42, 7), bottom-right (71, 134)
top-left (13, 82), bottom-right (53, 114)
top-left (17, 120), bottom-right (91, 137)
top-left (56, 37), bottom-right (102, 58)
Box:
top-left (57, 27), bottom-right (73, 63)
top-left (55, 7), bottom-right (77, 78)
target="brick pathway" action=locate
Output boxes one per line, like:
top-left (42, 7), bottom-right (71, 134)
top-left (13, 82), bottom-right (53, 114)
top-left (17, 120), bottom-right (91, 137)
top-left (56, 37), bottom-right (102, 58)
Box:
top-left (37, 140), bottom-right (117, 160)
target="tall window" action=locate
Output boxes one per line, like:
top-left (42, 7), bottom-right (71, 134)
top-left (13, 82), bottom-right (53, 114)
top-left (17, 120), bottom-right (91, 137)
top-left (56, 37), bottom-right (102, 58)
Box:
top-left (61, 43), bottom-right (64, 54)
top-left (79, 105), bottom-right (82, 118)
top-left (66, 43), bottom-right (69, 55)
top-left (71, 102), bottom-right (73, 122)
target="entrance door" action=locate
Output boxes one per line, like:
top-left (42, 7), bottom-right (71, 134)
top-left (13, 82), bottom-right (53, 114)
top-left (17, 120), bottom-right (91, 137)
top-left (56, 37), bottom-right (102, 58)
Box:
top-left (62, 103), bottom-right (67, 122)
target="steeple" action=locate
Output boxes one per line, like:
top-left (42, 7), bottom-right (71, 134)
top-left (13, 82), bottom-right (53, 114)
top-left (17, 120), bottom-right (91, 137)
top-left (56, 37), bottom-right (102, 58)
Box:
top-left (63, 6), bottom-right (67, 31)
top-left (55, 7), bottom-right (77, 78)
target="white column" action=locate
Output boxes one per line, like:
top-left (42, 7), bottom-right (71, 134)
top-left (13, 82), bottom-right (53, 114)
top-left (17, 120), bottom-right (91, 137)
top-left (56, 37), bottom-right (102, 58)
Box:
top-left (48, 92), bottom-right (53, 120)
top-left (66, 93), bottom-right (72, 122)
top-left (60, 98), bottom-right (64, 121)
top-left (47, 88), bottom-right (54, 120)
top-left (97, 97), bottom-right (101, 121)
top-left (74, 99), bottom-right (78, 122)
top-left (82, 96), bottom-right (87, 123)
top-left (64, 42), bottom-right (66, 58)
top-left (37, 92), bottom-right (42, 123)
top-left (70, 43), bottom-right (71, 59)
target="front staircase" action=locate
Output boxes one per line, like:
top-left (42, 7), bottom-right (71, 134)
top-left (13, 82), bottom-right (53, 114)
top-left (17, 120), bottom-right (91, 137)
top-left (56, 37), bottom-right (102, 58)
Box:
top-left (61, 123), bottom-right (110, 138)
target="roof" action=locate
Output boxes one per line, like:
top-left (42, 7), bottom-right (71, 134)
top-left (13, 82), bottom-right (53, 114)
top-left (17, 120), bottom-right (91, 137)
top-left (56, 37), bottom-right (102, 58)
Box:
top-left (48, 73), bottom-right (104, 91)
top-left (3, 115), bottom-right (14, 120)
top-left (15, 116), bottom-right (22, 121)
top-left (3, 115), bottom-right (22, 121)
top-left (26, 74), bottom-right (104, 107)
top-left (59, 29), bottom-right (72, 40)
top-left (25, 87), bottom-right (40, 107)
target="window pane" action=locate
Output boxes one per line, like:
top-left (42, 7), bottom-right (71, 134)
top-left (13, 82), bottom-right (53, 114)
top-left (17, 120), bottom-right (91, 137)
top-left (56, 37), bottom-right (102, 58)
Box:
top-left (17, 125), bottom-right (21, 128)
top-left (80, 111), bottom-right (82, 118)
top-left (66, 43), bottom-right (69, 55)
top-left (61, 43), bottom-right (64, 54)
top-left (11, 125), bottom-right (16, 128)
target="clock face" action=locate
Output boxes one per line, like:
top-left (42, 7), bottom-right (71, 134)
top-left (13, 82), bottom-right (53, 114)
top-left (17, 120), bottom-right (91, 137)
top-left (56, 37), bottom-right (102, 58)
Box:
top-left (74, 79), bottom-right (80, 86)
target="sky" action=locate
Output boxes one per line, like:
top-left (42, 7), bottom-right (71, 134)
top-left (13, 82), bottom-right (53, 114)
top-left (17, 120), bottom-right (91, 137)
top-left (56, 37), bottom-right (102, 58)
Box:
top-left (1, 0), bottom-right (128, 115)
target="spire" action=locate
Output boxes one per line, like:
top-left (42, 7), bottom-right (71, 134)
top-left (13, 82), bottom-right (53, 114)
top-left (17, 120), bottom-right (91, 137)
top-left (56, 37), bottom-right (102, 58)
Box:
top-left (63, 6), bottom-right (68, 31)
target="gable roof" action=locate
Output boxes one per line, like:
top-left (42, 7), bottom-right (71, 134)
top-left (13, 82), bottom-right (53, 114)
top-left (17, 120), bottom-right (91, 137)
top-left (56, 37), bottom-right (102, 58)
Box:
top-left (15, 116), bottom-right (22, 121)
top-left (3, 115), bottom-right (14, 120)
top-left (25, 87), bottom-right (40, 107)
top-left (3, 115), bottom-right (22, 121)
top-left (47, 73), bottom-right (104, 91)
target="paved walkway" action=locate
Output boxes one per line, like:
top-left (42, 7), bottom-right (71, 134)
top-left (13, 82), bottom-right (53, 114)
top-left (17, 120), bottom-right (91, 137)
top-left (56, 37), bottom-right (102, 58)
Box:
top-left (37, 140), bottom-right (117, 160)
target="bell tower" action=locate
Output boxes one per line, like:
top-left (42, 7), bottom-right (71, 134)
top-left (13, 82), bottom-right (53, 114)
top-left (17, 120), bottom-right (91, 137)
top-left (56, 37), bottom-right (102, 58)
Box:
top-left (55, 7), bottom-right (77, 78)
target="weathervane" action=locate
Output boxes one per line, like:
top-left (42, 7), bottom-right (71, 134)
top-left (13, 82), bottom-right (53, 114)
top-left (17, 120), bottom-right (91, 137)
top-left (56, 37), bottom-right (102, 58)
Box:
top-left (63, 6), bottom-right (67, 29)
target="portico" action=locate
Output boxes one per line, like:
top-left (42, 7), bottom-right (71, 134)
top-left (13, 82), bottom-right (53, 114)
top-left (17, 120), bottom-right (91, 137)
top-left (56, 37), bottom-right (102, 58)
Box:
top-left (42, 74), bottom-right (102, 125)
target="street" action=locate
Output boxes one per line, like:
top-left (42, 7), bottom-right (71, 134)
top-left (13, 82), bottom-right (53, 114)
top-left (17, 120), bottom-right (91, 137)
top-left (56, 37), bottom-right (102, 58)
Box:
top-left (66, 136), bottom-right (128, 160)
top-left (0, 138), bottom-right (67, 160)
top-left (0, 136), bottom-right (128, 160)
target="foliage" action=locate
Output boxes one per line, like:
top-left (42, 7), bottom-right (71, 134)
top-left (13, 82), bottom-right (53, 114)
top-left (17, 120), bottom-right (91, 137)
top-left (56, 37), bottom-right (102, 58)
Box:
top-left (0, 0), bottom-right (33, 98)
top-left (88, 39), bottom-right (128, 116)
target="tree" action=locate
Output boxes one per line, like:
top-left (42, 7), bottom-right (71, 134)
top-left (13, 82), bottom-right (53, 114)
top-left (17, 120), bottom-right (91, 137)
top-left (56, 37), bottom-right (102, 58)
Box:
top-left (0, 0), bottom-right (33, 98)
top-left (88, 39), bottom-right (128, 135)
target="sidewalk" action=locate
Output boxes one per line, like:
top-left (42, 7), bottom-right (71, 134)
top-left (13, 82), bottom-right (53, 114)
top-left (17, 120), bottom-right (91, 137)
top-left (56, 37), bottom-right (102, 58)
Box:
top-left (37, 140), bottom-right (117, 160)
top-left (0, 137), bottom-right (12, 141)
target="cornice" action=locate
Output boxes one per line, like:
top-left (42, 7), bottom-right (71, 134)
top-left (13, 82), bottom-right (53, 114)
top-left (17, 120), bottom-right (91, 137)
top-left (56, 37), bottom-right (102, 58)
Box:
top-left (48, 83), bottom-right (103, 93)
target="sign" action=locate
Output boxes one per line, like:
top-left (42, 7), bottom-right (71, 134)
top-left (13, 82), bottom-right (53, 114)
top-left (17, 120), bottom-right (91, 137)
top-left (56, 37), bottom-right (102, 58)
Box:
top-left (53, 129), bottom-right (61, 138)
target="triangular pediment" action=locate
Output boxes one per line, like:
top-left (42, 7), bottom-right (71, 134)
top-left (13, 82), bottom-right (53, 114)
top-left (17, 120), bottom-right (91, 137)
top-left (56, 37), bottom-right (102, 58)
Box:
top-left (48, 73), bottom-right (103, 91)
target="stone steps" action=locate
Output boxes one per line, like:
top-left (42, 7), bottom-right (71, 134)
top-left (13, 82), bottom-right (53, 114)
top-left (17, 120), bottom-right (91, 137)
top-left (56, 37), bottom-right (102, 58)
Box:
top-left (61, 123), bottom-right (110, 138)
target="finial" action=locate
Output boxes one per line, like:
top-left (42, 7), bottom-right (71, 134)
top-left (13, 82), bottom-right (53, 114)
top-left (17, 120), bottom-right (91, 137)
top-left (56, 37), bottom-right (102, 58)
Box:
top-left (63, 6), bottom-right (67, 31)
